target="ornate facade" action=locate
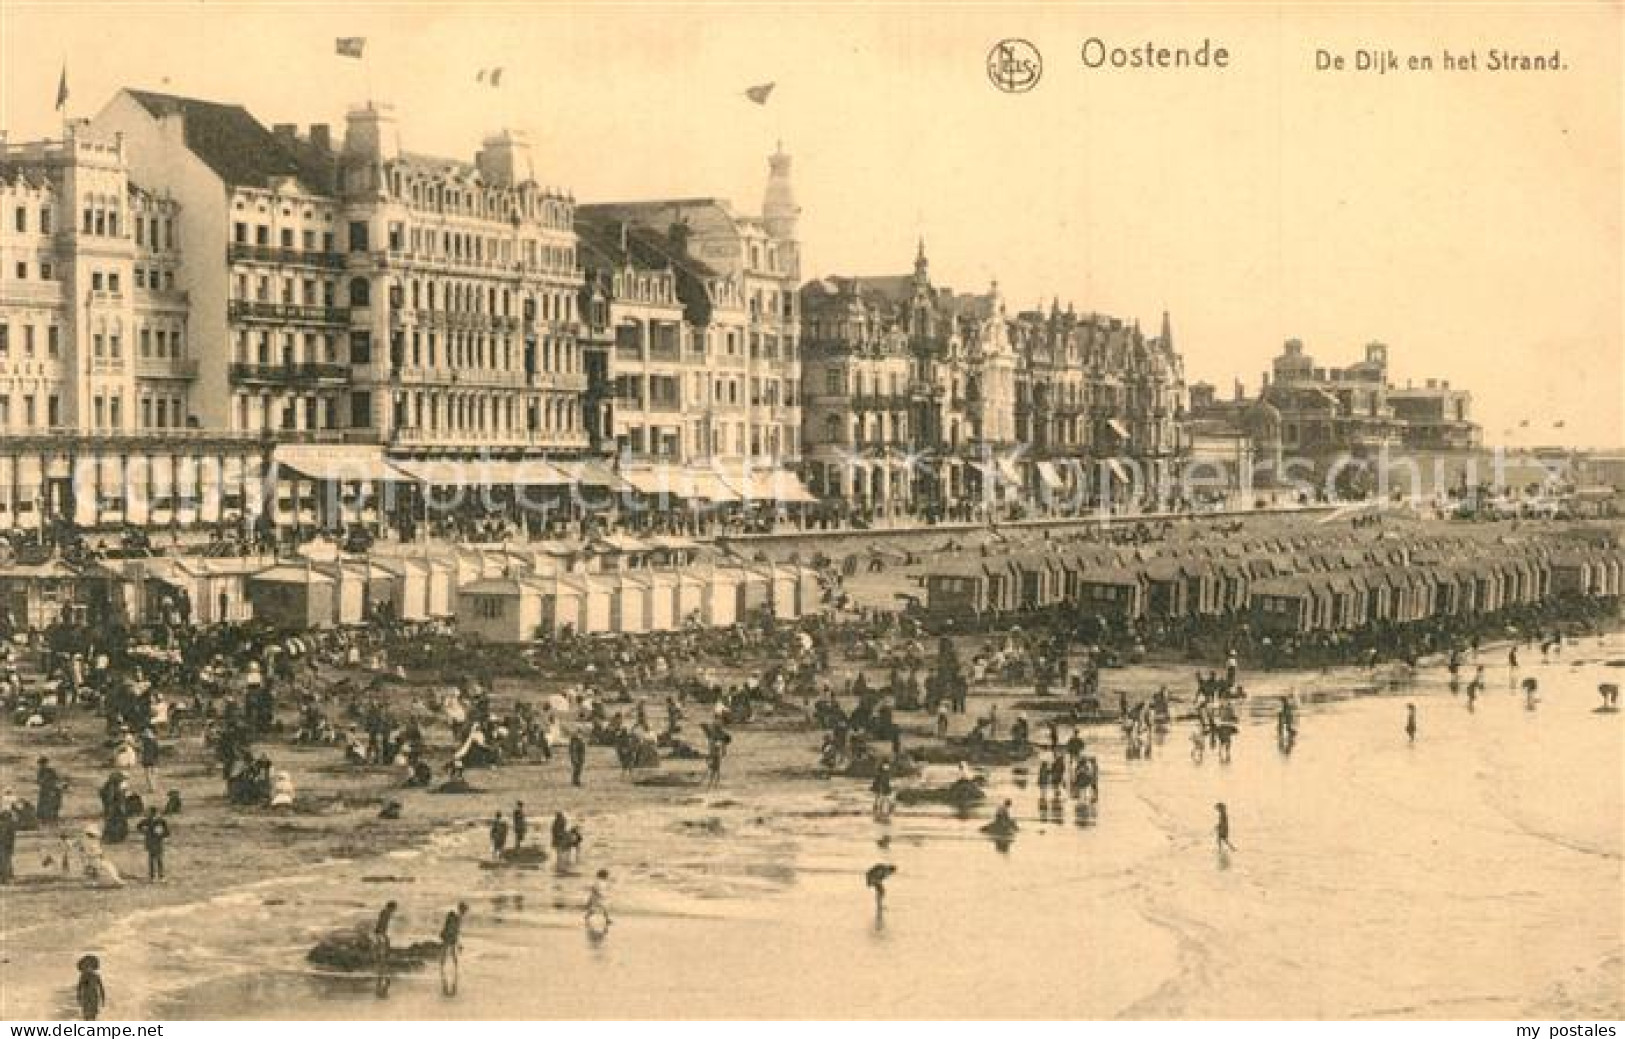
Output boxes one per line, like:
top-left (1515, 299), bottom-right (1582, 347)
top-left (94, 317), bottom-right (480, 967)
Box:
top-left (801, 242), bottom-right (1185, 516)
top-left (1, 123), bottom-right (263, 536)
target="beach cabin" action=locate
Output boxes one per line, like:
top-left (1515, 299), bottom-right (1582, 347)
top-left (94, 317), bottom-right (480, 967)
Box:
top-left (1250, 576), bottom-right (1314, 634)
top-left (190, 557), bottom-right (268, 624)
top-left (739, 564), bottom-right (774, 617)
top-left (424, 557), bottom-right (457, 618)
top-left (247, 565), bottom-right (335, 630)
top-left (616, 572), bottom-right (654, 634)
top-left (579, 574), bottom-right (618, 633)
top-left (674, 571), bottom-right (706, 627)
top-left (768, 564), bottom-right (800, 619)
top-left (701, 567), bottom-right (744, 627)
top-left (315, 562), bottom-right (367, 626)
top-left (645, 570), bottom-right (679, 631)
top-left (1075, 566), bottom-right (1145, 623)
top-left (457, 576), bottom-right (548, 643)
top-left (926, 560), bottom-right (990, 617)
top-left (1144, 559), bottom-right (1197, 620)
top-left (541, 574), bottom-right (587, 635)
top-left (375, 558), bottom-right (430, 622)
top-left (0, 559), bottom-right (91, 629)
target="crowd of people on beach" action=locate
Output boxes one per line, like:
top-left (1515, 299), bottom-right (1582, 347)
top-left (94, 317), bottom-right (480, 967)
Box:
top-left (1, 526), bottom-right (1619, 1018)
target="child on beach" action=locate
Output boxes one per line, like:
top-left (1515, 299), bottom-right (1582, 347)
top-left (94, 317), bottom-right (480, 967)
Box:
top-left (584, 869), bottom-right (612, 932)
top-left (75, 956), bottom-right (106, 1021)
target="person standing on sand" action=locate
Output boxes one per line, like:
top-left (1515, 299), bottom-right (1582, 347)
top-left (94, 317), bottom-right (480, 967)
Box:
top-left (373, 900), bottom-right (398, 971)
top-left (135, 807), bottom-right (170, 881)
top-left (0, 806), bottom-right (16, 884)
top-left (75, 955), bottom-right (106, 1021)
top-left (488, 811), bottom-right (509, 859)
top-left (584, 869), bottom-right (612, 931)
top-left (512, 802), bottom-right (528, 848)
top-left (439, 901), bottom-right (468, 984)
top-left (569, 732), bottom-right (587, 787)
top-left (1405, 703), bottom-right (1417, 743)
top-left (865, 863), bottom-right (896, 917)
top-left (1214, 803), bottom-right (1235, 865)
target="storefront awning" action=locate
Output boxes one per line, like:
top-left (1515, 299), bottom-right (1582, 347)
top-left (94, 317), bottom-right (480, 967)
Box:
top-left (1107, 419), bottom-right (1132, 441)
top-left (686, 469), bottom-right (744, 502)
top-left (1036, 461), bottom-right (1065, 489)
top-left (1106, 459), bottom-right (1132, 483)
top-left (740, 469), bottom-right (820, 504)
top-left (275, 445), bottom-right (417, 483)
top-left (553, 459), bottom-right (635, 492)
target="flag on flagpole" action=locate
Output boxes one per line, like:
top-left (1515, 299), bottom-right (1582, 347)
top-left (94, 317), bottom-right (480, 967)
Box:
top-left (1553, 419), bottom-right (1566, 429)
top-left (55, 66), bottom-right (69, 111)
top-left (336, 37), bottom-right (366, 59)
top-left (1518, 419), bottom-right (1530, 428)
top-left (743, 82), bottom-right (776, 104)
top-left (477, 68), bottom-right (504, 86)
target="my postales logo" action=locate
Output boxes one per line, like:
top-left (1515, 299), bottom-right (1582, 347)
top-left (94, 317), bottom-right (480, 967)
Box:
top-left (987, 39), bottom-right (1042, 93)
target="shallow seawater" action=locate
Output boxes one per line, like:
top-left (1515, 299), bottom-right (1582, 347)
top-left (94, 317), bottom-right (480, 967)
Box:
top-left (25, 639), bottom-right (1625, 1019)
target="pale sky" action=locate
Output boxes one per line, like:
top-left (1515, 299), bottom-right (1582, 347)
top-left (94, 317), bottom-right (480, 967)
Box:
top-left (2, 2), bottom-right (1620, 447)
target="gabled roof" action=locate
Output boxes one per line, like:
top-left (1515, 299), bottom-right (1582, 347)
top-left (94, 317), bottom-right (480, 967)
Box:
top-left (125, 89), bottom-right (322, 190)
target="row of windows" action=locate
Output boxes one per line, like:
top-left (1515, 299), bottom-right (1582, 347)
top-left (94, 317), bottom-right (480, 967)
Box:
top-left (234, 222), bottom-right (336, 253)
top-left (0, 393), bottom-right (61, 429)
top-left (0, 323), bottom-right (61, 359)
top-left (133, 214), bottom-right (176, 252)
top-left (11, 205), bottom-right (51, 235)
top-left (11, 260), bottom-right (55, 281)
top-left (139, 394), bottom-right (188, 429)
top-left (389, 390), bottom-right (578, 435)
top-left (389, 329), bottom-right (577, 374)
top-left (138, 325), bottom-right (185, 359)
top-left (387, 222), bottom-right (577, 274)
top-left (235, 329), bottom-right (343, 365)
top-left (133, 266), bottom-right (177, 292)
top-left (391, 173), bottom-right (571, 230)
top-left (234, 392), bottom-right (342, 434)
top-left (612, 421), bottom-right (799, 460)
top-left (392, 277), bottom-right (576, 323)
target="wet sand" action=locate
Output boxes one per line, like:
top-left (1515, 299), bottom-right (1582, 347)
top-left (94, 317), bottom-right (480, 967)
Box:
top-left (2, 637), bottom-right (1621, 1020)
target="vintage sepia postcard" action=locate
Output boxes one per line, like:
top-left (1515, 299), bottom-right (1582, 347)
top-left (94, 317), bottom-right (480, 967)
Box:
top-left (0, 1), bottom-right (1619, 1027)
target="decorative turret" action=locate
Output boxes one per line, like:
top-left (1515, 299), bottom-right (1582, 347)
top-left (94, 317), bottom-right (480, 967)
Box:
top-left (762, 141), bottom-right (799, 240)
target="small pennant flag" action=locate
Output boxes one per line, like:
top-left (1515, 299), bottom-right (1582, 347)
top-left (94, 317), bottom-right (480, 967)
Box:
top-left (477, 68), bottom-right (504, 86)
top-left (1518, 419), bottom-right (1530, 427)
top-left (55, 66), bottom-right (69, 111)
top-left (743, 82), bottom-right (776, 104)
top-left (1553, 419), bottom-right (1566, 429)
top-left (336, 37), bottom-right (366, 59)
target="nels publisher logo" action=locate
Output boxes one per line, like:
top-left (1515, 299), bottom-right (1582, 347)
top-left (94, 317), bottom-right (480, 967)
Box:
top-left (987, 39), bottom-right (1042, 93)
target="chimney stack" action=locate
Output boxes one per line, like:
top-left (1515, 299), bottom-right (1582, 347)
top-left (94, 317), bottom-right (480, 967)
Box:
top-left (309, 124), bottom-right (332, 152)
top-left (273, 123), bottom-right (297, 142)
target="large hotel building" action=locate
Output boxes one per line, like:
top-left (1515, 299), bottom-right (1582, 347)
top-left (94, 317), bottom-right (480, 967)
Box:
top-left (0, 87), bottom-right (1481, 539)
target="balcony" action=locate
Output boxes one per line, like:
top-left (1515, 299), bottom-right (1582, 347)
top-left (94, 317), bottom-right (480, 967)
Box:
top-left (228, 300), bottom-right (351, 325)
top-left (851, 393), bottom-right (912, 412)
top-left (135, 356), bottom-right (199, 380)
top-left (388, 427), bottom-right (590, 450)
top-left (529, 371), bottom-right (589, 393)
top-left (230, 361), bottom-right (351, 386)
top-left (228, 243), bottom-right (346, 270)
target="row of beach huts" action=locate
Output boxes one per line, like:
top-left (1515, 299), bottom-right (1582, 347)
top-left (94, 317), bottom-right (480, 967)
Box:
top-left (0, 535), bottom-right (823, 641)
top-left (921, 532), bottom-right (1625, 634)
